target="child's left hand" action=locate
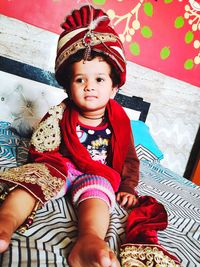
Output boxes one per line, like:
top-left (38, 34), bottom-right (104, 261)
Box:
top-left (116, 192), bottom-right (138, 209)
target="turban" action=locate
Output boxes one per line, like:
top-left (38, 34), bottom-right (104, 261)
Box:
top-left (55, 5), bottom-right (126, 88)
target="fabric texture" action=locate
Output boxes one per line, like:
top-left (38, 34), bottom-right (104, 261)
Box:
top-left (76, 122), bottom-right (111, 164)
top-left (121, 195), bottom-right (181, 266)
top-left (55, 5), bottom-right (126, 88)
top-left (120, 244), bottom-right (181, 267)
top-left (1, 161), bottom-right (199, 266)
top-left (0, 121), bottom-right (20, 171)
top-left (16, 138), bottom-right (30, 166)
top-left (72, 174), bottom-right (116, 211)
top-left (125, 196), bottom-right (167, 244)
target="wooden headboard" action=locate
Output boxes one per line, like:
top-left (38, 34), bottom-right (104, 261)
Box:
top-left (114, 94), bottom-right (150, 122)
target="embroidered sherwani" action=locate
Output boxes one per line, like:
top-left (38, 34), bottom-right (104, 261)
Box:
top-left (0, 99), bottom-right (139, 207)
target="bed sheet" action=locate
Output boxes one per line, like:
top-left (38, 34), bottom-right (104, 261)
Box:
top-left (138, 161), bottom-right (200, 267)
top-left (0, 160), bottom-right (199, 267)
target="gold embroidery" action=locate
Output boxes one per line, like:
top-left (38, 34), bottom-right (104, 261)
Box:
top-left (56, 32), bottom-right (118, 71)
top-left (120, 245), bottom-right (180, 267)
top-left (0, 163), bottom-right (65, 202)
top-left (31, 105), bottom-right (64, 152)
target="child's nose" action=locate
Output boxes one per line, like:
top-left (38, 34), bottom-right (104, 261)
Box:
top-left (84, 81), bottom-right (95, 91)
top-left (84, 87), bottom-right (94, 91)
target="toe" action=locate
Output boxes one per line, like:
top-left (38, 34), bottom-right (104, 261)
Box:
top-left (0, 239), bottom-right (9, 253)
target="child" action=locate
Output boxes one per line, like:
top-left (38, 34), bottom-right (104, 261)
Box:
top-left (0, 5), bottom-right (139, 267)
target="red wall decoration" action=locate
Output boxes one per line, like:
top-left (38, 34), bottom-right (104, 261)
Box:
top-left (0, 0), bottom-right (199, 87)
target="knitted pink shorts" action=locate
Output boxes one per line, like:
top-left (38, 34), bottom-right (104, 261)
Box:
top-left (66, 162), bottom-right (116, 211)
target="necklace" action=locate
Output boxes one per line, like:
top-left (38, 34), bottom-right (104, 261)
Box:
top-left (81, 114), bottom-right (105, 120)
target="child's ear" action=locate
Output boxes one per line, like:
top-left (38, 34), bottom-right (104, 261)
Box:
top-left (110, 86), bottom-right (118, 99)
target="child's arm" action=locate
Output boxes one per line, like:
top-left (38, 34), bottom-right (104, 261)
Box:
top-left (117, 133), bottom-right (139, 208)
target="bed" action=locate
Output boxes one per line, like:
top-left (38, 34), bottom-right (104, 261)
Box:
top-left (0, 60), bottom-right (200, 267)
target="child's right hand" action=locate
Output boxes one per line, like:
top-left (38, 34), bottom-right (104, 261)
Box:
top-left (116, 192), bottom-right (138, 209)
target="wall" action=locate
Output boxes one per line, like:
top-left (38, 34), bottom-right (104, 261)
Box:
top-left (122, 61), bottom-right (200, 176)
top-left (0, 0), bottom-right (199, 87)
top-left (0, 1), bottom-right (200, 176)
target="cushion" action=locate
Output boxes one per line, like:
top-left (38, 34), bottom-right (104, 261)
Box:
top-left (0, 121), bottom-right (20, 171)
top-left (131, 120), bottom-right (164, 162)
top-left (0, 81), bottom-right (67, 138)
top-left (123, 107), bottom-right (141, 120)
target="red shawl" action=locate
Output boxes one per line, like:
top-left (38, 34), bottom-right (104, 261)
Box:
top-left (29, 99), bottom-right (131, 192)
top-left (121, 196), bottom-right (181, 265)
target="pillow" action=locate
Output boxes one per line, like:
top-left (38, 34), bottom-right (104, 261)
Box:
top-left (123, 107), bottom-right (141, 120)
top-left (0, 121), bottom-right (20, 171)
top-left (131, 120), bottom-right (164, 162)
top-left (5, 84), bottom-right (67, 138)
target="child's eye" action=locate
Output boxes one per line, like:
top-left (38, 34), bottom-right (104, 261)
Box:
top-left (96, 77), bottom-right (104, 83)
top-left (75, 78), bottom-right (85, 84)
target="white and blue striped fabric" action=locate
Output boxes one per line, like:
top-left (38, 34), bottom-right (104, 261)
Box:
top-left (0, 121), bottom-right (20, 171)
top-left (0, 161), bottom-right (199, 267)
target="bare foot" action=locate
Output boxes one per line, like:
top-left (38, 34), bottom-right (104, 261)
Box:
top-left (0, 239), bottom-right (9, 253)
top-left (0, 188), bottom-right (37, 253)
top-left (68, 234), bottom-right (120, 267)
top-left (0, 215), bottom-right (17, 253)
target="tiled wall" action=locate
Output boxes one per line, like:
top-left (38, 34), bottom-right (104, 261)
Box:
top-left (0, 14), bottom-right (200, 177)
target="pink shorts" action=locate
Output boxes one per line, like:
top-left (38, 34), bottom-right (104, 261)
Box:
top-left (65, 162), bottom-right (116, 211)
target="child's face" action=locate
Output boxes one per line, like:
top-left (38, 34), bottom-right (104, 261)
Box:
top-left (69, 56), bottom-right (118, 114)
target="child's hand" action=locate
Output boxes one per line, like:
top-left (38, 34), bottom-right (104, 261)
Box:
top-left (116, 192), bottom-right (138, 209)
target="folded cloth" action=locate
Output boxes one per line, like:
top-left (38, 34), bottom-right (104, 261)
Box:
top-left (126, 196), bottom-right (167, 244)
top-left (120, 196), bottom-right (182, 266)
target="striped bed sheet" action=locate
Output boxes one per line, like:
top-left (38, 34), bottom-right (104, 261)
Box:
top-left (0, 160), bottom-right (199, 267)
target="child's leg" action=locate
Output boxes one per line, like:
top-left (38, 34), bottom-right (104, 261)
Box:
top-left (0, 188), bottom-right (36, 253)
top-left (68, 198), bottom-right (120, 267)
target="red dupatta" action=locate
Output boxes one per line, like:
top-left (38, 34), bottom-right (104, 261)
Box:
top-left (60, 98), bottom-right (131, 192)
top-left (29, 98), bottom-right (131, 193)
top-left (0, 99), bottom-right (131, 205)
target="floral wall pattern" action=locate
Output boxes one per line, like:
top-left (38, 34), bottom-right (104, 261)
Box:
top-left (0, 0), bottom-right (199, 87)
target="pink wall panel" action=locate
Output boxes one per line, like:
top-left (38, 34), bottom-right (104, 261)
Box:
top-left (0, 0), bottom-right (199, 87)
